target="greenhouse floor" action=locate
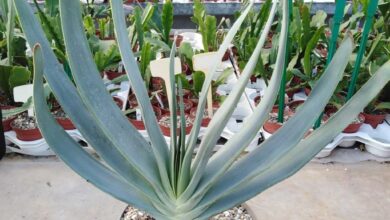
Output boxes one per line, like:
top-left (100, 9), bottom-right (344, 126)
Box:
top-left (0, 151), bottom-right (389, 220)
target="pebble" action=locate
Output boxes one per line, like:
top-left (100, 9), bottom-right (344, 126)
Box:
top-left (121, 205), bottom-right (253, 220)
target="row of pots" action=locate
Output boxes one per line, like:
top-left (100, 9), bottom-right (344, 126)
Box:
top-left (262, 100), bottom-right (388, 135)
top-left (125, 93), bottom-right (220, 137)
top-left (1, 104), bottom-right (76, 142)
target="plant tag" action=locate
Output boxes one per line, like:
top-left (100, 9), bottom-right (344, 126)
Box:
top-left (136, 108), bottom-right (142, 121)
top-left (118, 61), bottom-right (124, 73)
top-left (193, 52), bottom-right (219, 117)
top-left (13, 84), bottom-right (34, 116)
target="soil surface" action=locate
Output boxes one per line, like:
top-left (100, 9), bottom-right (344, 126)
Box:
top-left (11, 113), bottom-right (38, 130)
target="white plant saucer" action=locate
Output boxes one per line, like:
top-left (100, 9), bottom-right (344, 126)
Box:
top-left (261, 122), bottom-right (390, 158)
top-left (4, 130), bottom-right (86, 156)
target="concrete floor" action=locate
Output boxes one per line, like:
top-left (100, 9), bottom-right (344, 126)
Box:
top-left (0, 156), bottom-right (389, 220)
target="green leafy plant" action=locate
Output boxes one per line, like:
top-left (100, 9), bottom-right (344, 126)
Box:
top-left (14, 0), bottom-right (390, 219)
top-left (0, 0), bottom-right (31, 102)
top-left (191, 0), bottom-right (218, 52)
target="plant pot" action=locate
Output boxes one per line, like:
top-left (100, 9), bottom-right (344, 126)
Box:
top-left (362, 112), bottom-right (387, 129)
top-left (56, 118), bottom-right (76, 130)
top-left (158, 113), bottom-right (193, 137)
top-left (105, 70), bottom-right (126, 80)
top-left (288, 100), bottom-right (305, 112)
top-left (152, 95), bottom-right (193, 115)
top-left (189, 104), bottom-right (220, 127)
top-left (324, 104), bottom-right (338, 115)
top-left (128, 106), bottom-right (162, 130)
top-left (170, 35), bottom-right (184, 47)
top-left (254, 95), bottom-right (261, 106)
top-left (342, 113), bottom-right (365, 133)
top-left (53, 109), bottom-right (75, 130)
top-left (263, 119), bottom-right (283, 134)
top-left (128, 93), bottom-right (139, 108)
top-left (182, 63), bottom-right (192, 75)
top-left (222, 49), bottom-right (231, 61)
top-left (1, 105), bottom-right (18, 132)
top-left (263, 107), bottom-right (293, 134)
top-left (11, 115), bottom-right (42, 141)
top-left (113, 96), bottom-right (124, 109)
top-left (151, 77), bottom-right (165, 91)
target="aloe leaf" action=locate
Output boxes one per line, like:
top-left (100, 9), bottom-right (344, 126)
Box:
top-left (31, 44), bottom-right (167, 218)
top-left (59, 0), bottom-right (175, 199)
top-left (177, 1), bottom-right (255, 199)
top-left (192, 36), bottom-right (354, 211)
top-left (13, 0), bottom-right (174, 207)
top-left (168, 41), bottom-right (178, 190)
top-left (198, 61), bottom-right (390, 218)
top-left (178, 0), bottom-right (279, 207)
top-left (110, 0), bottom-right (173, 197)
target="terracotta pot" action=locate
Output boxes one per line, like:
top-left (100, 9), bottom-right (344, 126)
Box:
top-left (11, 123), bottom-right (42, 141)
top-left (151, 77), bottom-right (165, 91)
top-left (152, 96), bottom-right (193, 115)
top-left (222, 49), bottom-right (231, 61)
top-left (343, 114), bottom-right (365, 133)
top-left (1, 105), bottom-right (18, 132)
top-left (189, 104), bottom-right (220, 127)
top-left (263, 120), bottom-right (283, 134)
top-left (325, 104), bottom-right (338, 115)
top-left (288, 100), bottom-right (305, 112)
top-left (128, 106), bottom-right (162, 130)
top-left (158, 113), bottom-right (193, 137)
top-left (170, 35), bottom-right (183, 47)
top-left (254, 96), bottom-right (261, 106)
top-left (182, 63), bottom-right (192, 75)
top-left (362, 112), bottom-right (386, 129)
top-left (113, 97), bottom-right (124, 109)
top-left (128, 94), bottom-right (139, 108)
top-left (105, 70), bottom-right (126, 80)
top-left (56, 118), bottom-right (76, 130)
top-left (250, 76), bottom-right (258, 83)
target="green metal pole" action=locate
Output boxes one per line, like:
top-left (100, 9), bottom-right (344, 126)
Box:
top-left (277, 0), bottom-right (292, 123)
top-left (346, 0), bottom-right (379, 101)
top-left (313, 0), bottom-right (347, 129)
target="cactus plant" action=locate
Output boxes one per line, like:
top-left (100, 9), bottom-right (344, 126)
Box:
top-left (13, 0), bottom-right (390, 219)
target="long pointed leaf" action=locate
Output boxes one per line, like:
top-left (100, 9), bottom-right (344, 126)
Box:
top-left (14, 0), bottom-right (171, 209)
top-left (32, 44), bottom-right (168, 218)
top-left (177, 1), bottom-right (279, 205)
top-left (198, 61), bottom-right (390, 219)
top-left (191, 36), bottom-right (354, 211)
top-left (110, 0), bottom-right (173, 197)
top-left (178, 1), bottom-right (281, 208)
top-left (59, 0), bottom-right (174, 202)
top-left (179, 2), bottom-right (255, 197)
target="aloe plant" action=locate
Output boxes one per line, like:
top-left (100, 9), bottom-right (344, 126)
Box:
top-left (14, 0), bottom-right (390, 219)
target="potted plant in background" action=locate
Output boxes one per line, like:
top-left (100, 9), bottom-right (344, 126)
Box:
top-left (14, 0), bottom-right (390, 219)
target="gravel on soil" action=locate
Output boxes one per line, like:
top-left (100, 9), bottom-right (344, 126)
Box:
top-left (121, 205), bottom-right (253, 220)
